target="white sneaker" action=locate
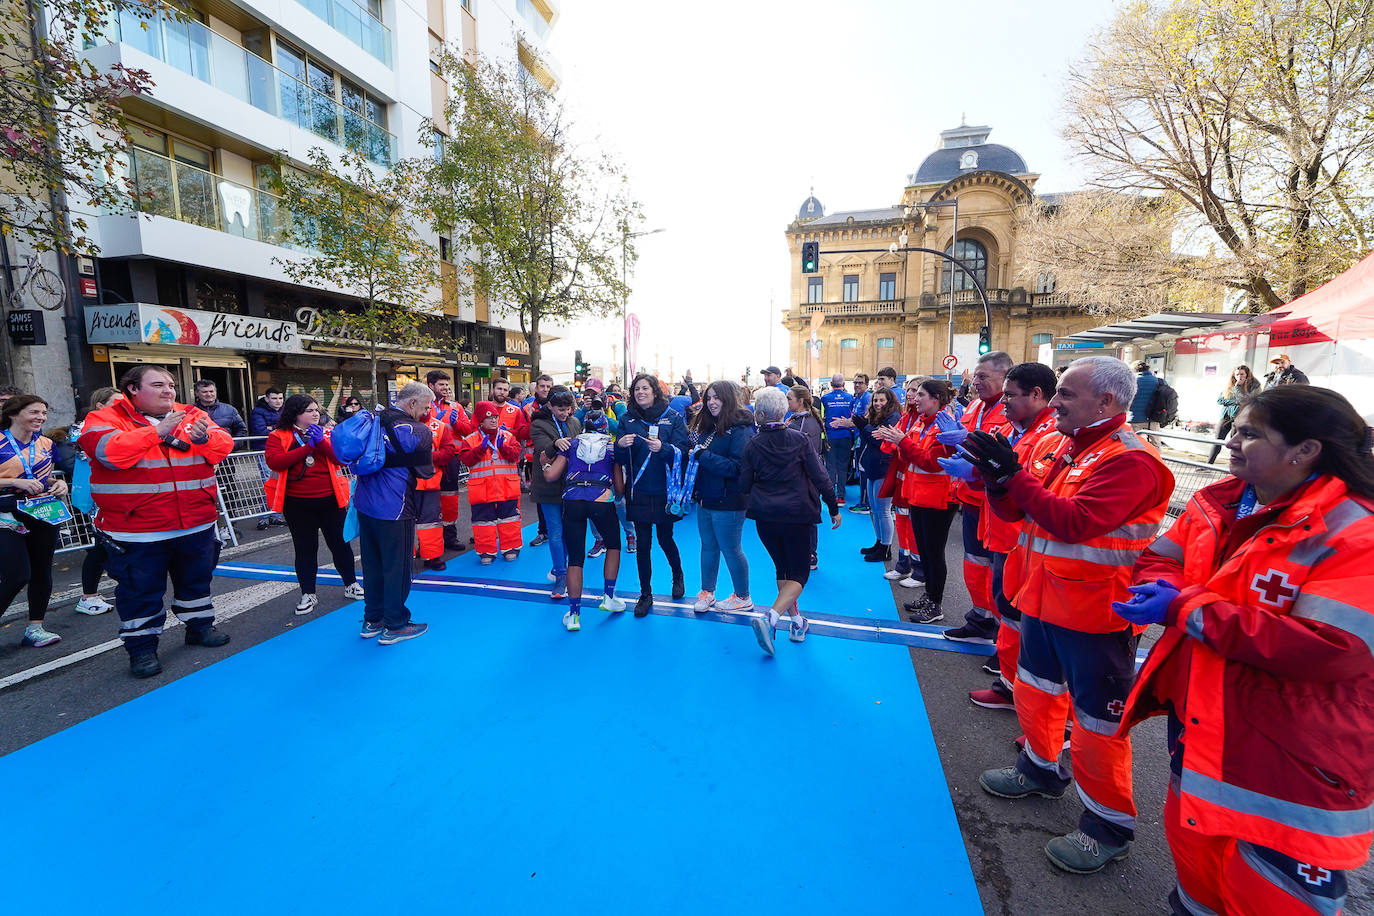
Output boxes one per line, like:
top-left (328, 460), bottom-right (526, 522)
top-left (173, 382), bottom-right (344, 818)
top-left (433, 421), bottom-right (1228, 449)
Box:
top-left (692, 590), bottom-right (715, 613)
top-left (898, 576), bottom-right (925, 588)
top-left (295, 593), bottom-right (318, 615)
top-left (562, 610), bottom-right (581, 631)
top-left (342, 582), bottom-right (365, 600)
top-left (546, 569), bottom-right (557, 583)
top-left (599, 593), bottom-right (626, 613)
top-left (715, 594), bottom-right (754, 613)
top-left (75, 595), bottom-right (114, 615)
top-left (882, 569), bottom-right (904, 580)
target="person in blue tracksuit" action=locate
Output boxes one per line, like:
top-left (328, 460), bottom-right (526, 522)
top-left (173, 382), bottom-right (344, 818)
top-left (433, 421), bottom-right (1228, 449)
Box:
top-left (688, 380), bottom-right (755, 615)
top-left (819, 374), bottom-right (855, 508)
top-left (614, 373), bottom-right (689, 617)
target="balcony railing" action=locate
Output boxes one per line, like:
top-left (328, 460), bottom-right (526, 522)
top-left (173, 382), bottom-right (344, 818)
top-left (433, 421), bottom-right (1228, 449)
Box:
top-left (294, 0), bottom-right (391, 66)
top-left (515, 0), bottom-right (552, 42)
top-left (97, 10), bottom-right (397, 167)
top-left (801, 300), bottom-right (904, 316)
top-left (111, 145), bottom-right (304, 249)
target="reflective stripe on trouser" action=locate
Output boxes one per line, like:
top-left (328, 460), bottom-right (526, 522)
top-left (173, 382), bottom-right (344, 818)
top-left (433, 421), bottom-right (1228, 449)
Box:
top-left (960, 505), bottom-right (997, 635)
top-left (414, 491), bottom-right (443, 560)
top-left (471, 498), bottom-right (521, 555)
top-left (101, 527), bottom-right (219, 656)
top-left (440, 491), bottom-right (461, 525)
top-left (1165, 786), bottom-right (1347, 916)
top-left (991, 552), bottom-right (1021, 690)
top-left (1013, 614), bottom-right (1139, 846)
top-left (894, 506), bottom-right (917, 553)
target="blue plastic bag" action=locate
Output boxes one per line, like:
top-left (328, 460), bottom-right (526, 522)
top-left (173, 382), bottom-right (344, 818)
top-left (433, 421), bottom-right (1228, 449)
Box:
top-left (331, 408), bottom-right (386, 475)
top-left (341, 478), bottom-right (359, 542)
top-left (71, 458), bottom-right (95, 515)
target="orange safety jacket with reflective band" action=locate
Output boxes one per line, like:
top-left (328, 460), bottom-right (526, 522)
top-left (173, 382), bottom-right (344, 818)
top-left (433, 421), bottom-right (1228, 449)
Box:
top-left (415, 417), bottom-right (453, 492)
top-left (954, 396), bottom-right (1012, 507)
top-left (77, 399), bottom-right (233, 536)
top-left (877, 411), bottom-right (919, 509)
top-left (1005, 426), bottom-right (1170, 634)
top-left (896, 414), bottom-right (953, 509)
top-left (981, 408), bottom-right (1060, 554)
top-left (1123, 474), bottom-right (1374, 868)
top-left (263, 428), bottom-right (351, 513)
top-left (458, 430), bottom-right (520, 503)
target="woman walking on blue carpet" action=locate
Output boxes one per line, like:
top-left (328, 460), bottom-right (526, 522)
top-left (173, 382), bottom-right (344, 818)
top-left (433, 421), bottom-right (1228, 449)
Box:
top-left (615, 374), bottom-right (689, 617)
top-left (688, 380), bottom-right (755, 615)
top-left (542, 410), bottom-right (625, 631)
top-left (529, 388), bottom-right (581, 599)
top-left (741, 387), bottom-right (840, 656)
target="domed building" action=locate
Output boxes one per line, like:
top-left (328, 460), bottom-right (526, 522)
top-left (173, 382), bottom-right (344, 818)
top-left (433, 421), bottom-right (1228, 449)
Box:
top-left (784, 125), bottom-right (1101, 377)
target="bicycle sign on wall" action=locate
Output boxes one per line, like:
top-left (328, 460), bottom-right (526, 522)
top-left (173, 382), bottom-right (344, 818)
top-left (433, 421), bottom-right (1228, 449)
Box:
top-left (6, 253), bottom-right (65, 311)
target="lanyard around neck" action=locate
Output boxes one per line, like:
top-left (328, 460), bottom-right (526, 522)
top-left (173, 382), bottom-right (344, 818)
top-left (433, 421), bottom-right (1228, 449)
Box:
top-left (4, 431), bottom-right (38, 477)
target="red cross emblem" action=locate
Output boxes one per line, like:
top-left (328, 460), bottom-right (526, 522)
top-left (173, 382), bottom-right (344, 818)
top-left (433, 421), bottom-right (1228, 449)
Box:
top-left (1252, 569), bottom-right (1299, 608)
top-left (1297, 863), bottom-right (1332, 887)
top-left (1107, 700), bottom-right (1125, 717)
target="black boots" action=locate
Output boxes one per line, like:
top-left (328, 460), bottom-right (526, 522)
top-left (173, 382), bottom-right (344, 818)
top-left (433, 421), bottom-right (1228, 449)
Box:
top-left (129, 652), bottom-right (161, 678)
top-left (185, 624), bottom-right (231, 648)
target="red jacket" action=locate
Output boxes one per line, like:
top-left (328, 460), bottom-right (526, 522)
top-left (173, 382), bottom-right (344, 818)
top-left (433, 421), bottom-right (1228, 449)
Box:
top-left (982, 407), bottom-right (1060, 554)
top-left (955, 396), bottom-right (1011, 507)
top-left (415, 417), bottom-right (456, 492)
top-left (895, 412), bottom-right (953, 508)
top-left (1123, 474), bottom-right (1374, 868)
top-left (78, 399), bottom-right (233, 537)
top-left (429, 399), bottom-right (474, 438)
top-left (264, 428), bottom-right (350, 510)
top-left (495, 401), bottom-right (529, 443)
top-left (457, 428), bottom-right (522, 503)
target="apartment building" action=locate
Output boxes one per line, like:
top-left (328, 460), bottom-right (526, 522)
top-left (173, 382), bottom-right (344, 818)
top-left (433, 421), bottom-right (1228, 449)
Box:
top-left (58, 0), bottom-right (560, 412)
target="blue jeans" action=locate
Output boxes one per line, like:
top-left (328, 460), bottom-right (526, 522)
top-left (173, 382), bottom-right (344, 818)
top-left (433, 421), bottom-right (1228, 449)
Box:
top-left (866, 477), bottom-right (893, 544)
top-left (543, 501), bottom-right (567, 574)
top-left (697, 507), bottom-right (749, 597)
top-left (824, 438), bottom-right (852, 502)
top-left (613, 496), bottom-right (634, 537)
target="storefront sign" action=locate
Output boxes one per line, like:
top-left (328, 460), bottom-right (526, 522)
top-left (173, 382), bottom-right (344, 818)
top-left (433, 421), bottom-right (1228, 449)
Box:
top-left (85, 303), bottom-right (301, 352)
top-left (7, 309), bottom-right (46, 346)
top-left (504, 330), bottom-right (530, 354)
top-left (1055, 340), bottom-right (1108, 350)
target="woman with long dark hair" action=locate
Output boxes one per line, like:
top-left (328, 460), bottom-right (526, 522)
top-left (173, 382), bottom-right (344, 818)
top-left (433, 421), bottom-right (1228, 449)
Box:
top-left (1117, 386), bottom-right (1374, 914)
top-left (851, 386), bottom-right (901, 562)
top-left (1207, 364), bottom-right (1260, 463)
top-left (688, 380), bottom-right (755, 614)
top-left (335, 395), bottom-right (363, 424)
top-left (265, 394), bottom-right (362, 614)
top-left (614, 373), bottom-right (690, 617)
top-left (0, 395), bottom-right (68, 647)
top-left (878, 378), bottom-right (928, 588)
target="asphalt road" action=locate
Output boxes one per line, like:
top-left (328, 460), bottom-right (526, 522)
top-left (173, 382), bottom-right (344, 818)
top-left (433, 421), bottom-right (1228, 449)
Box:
top-left (1, 498), bottom-right (1370, 915)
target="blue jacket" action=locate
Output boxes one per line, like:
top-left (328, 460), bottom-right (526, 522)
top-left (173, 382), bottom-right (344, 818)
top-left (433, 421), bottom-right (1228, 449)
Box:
top-left (197, 400), bottom-right (249, 440)
top-left (819, 388), bottom-right (855, 440)
top-left (853, 409), bottom-right (899, 478)
top-left (355, 407), bottom-right (435, 521)
top-left (1129, 371), bottom-right (1158, 424)
top-left (690, 418), bottom-right (756, 511)
top-left (851, 389), bottom-right (873, 455)
top-left (614, 403), bottom-right (688, 500)
top-left (249, 398), bottom-right (281, 440)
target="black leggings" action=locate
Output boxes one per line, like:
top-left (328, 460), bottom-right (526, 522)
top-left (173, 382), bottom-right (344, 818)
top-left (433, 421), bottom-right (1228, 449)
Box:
top-left (82, 542), bottom-right (108, 594)
top-left (633, 520), bottom-right (681, 594)
top-left (562, 500), bottom-right (620, 567)
top-left (910, 505), bottom-right (957, 603)
top-left (0, 524), bottom-right (58, 622)
top-left (283, 495), bottom-right (357, 593)
top-left (1208, 415), bottom-right (1235, 463)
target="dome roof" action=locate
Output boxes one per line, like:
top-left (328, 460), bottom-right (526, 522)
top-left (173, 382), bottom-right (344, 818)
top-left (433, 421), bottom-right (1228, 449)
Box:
top-left (797, 194), bottom-right (824, 221)
top-left (910, 125), bottom-right (1028, 185)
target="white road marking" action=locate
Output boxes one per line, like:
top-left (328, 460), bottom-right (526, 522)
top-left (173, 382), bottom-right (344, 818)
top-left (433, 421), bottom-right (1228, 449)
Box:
top-left (0, 578), bottom-right (297, 692)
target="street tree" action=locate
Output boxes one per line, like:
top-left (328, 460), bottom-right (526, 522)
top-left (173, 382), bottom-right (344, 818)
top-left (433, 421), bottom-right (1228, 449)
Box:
top-left (1, 0), bottom-right (162, 253)
top-left (270, 147), bottom-right (452, 404)
top-left (1057, 0), bottom-right (1374, 312)
top-left (421, 52), bottom-right (637, 374)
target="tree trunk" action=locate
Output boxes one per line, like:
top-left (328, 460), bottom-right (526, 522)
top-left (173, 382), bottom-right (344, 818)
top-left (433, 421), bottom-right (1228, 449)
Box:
top-left (369, 338), bottom-right (379, 408)
top-left (527, 308), bottom-right (541, 377)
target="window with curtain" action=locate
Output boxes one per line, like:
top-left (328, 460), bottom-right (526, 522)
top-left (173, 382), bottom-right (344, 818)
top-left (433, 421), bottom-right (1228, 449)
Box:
top-left (840, 338), bottom-right (858, 349)
top-left (940, 239), bottom-right (988, 292)
top-left (877, 337), bottom-right (894, 348)
top-left (808, 277), bottom-right (823, 303)
top-left (1031, 333), bottom-right (1052, 345)
top-left (879, 272), bottom-right (896, 300)
top-left (843, 274), bottom-right (859, 302)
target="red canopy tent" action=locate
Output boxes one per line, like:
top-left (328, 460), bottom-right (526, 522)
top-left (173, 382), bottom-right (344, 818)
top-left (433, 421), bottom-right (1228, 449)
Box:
top-left (1263, 250), bottom-right (1374, 345)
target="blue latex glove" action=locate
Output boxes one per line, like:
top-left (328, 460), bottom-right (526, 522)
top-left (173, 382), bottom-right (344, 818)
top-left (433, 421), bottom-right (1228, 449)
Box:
top-left (1111, 580), bottom-right (1181, 626)
top-left (305, 424), bottom-right (325, 447)
top-left (937, 455), bottom-right (977, 481)
top-left (949, 401), bottom-right (966, 422)
top-left (934, 410), bottom-right (969, 446)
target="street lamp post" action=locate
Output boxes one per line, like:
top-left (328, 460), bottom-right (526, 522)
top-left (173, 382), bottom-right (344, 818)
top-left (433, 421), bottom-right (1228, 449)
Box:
top-left (621, 226), bottom-right (666, 384)
top-left (904, 198), bottom-right (960, 373)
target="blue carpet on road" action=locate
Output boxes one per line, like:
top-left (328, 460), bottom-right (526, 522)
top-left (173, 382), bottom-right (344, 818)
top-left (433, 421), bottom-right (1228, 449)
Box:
top-left (1, 487), bottom-right (982, 914)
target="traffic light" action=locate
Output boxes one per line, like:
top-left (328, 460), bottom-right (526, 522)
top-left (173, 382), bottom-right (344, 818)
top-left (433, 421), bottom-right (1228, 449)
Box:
top-left (574, 349), bottom-right (586, 383)
top-left (801, 241), bottom-right (819, 274)
top-left (978, 325), bottom-right (992, 355)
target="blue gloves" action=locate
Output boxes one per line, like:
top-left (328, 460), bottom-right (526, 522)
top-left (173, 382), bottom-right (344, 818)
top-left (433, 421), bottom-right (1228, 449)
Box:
top-left (1111, 580), bottom-right (1181, 626)
top-left (949, 401), bottom-right (965, 422)
top-left (937, 455), bottom-right (977, 481)
top-left (305, 424), bottom-right (325, 447)
top-left (934, 410), bottom-right (968, 446)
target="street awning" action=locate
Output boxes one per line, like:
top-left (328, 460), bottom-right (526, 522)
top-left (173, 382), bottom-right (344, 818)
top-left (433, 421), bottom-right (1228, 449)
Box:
top-left (1059, 311), bottom-right (1250, 343)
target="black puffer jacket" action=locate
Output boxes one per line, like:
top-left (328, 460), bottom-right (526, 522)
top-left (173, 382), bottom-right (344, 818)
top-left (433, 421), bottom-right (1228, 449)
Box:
top-left (739, 424), bottom-right (838, 524)
top-left (690, 418), bottom-right (755, 511)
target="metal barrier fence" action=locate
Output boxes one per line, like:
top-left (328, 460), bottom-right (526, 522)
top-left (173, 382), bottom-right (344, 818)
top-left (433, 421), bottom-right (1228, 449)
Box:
top-left (1138, 429), bottom-right (1230, 521)
top-left (49, 437), bottom-right (470, 553)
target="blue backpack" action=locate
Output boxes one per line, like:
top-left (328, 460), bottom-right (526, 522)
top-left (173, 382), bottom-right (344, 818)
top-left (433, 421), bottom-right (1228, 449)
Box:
top-left (331, 408), bottom-right (387, 475)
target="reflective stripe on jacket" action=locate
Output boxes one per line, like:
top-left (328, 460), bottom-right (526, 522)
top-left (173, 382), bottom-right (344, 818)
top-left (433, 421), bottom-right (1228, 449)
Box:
top-left (1006, 425), bottom-right (1170, 633)
top-left (954, 396), bottom-right (1011, 507)
top-left (982, 410), bottom-right (1060, 554)
top-left (77, 399), bottom-right (232, 535)
top-left (896, 414), bottom-right (952, 509)
top-left (263, 428), bottom-right (351, 513)
top-left (460, 430), bottom-right (520, 503)
top-left (1124, 474), bottom-right (1374, 868)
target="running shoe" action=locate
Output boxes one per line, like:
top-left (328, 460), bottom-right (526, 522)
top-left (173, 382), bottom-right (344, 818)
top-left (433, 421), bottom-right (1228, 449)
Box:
top-left (809, 553), bottom-right (818, 571)
top-left (1045, 831), bottom-right (1129, 875)
top-left (343, 582), bottom-right (366, 600)
top-left (550, 574), bottom-right (568, 600)
top-left (626, 534), bottom-right (637, 553)
top-left (599, 593), bottom-right (626, 613)
top-left (562, 611), bottom-right (580, 632)
top-left (943, 622), bottom-right (996, 646)
top-left (982, 660), bottom-right (1002, 677)
top-left (788, 614), bottom-right (810, 643)
top-left (837, 497), bottom-right (846, 507)
top-left (750, 607), bottom-right (780, 656)
top-left (715, 594), bottom-right (753, 613)
top-left (882, 568), bottom-right (905, 581)
top-left (898, 575), bottom-right (925, 588)
top-left (979, 766), bottom-right (1066, 800)
top-left (378, 622), bottom-right (428, 645)
top-left (849, 504), bottom-right (871, 514)
top-left (969, 684), bottom-right (1015, 711)
top-left (360, 620), bottom-right (385, 639)
top-left (479, 554), bottom-right (496, 565)
top-left (21, 624), bottom-right (60, 648)
top-left (502, 549), bottom-right (520, 562)
top-left (531, 533), bottom-right (549, 547)
top-left (295, 593), bottom-right (318, 616)
top-left (588, 540), bottom-right (607, 559)
top-left (546, 569), bottom-right (558, 582)
top-left (907, 597), bottom-right (945, 624)
top-left (692, 591), bottom-right (715, 613)
top-left (74, 595), bottom-right (114, 615)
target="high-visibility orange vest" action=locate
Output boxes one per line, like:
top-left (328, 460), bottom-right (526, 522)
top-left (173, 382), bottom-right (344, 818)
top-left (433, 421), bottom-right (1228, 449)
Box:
top-left (899, 414), bottom-right (952, 509)
top-left (263, 428), bottom-right (351, 512)
top-left (981, 408), bottom-right (1061, 554)
top-left (461, 430), bottom-right (519, 503)
top-left (1006, 425), bottom-right (1171, 633)
top-left (954, 396), bottom-right (1012, 506)
top-left (416, 416), bottom-right (445, 492)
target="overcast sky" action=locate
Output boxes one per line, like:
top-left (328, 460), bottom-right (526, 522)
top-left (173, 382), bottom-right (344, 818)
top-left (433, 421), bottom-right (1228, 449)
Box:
top-left (535, 0), bottom-right (1123, 385)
